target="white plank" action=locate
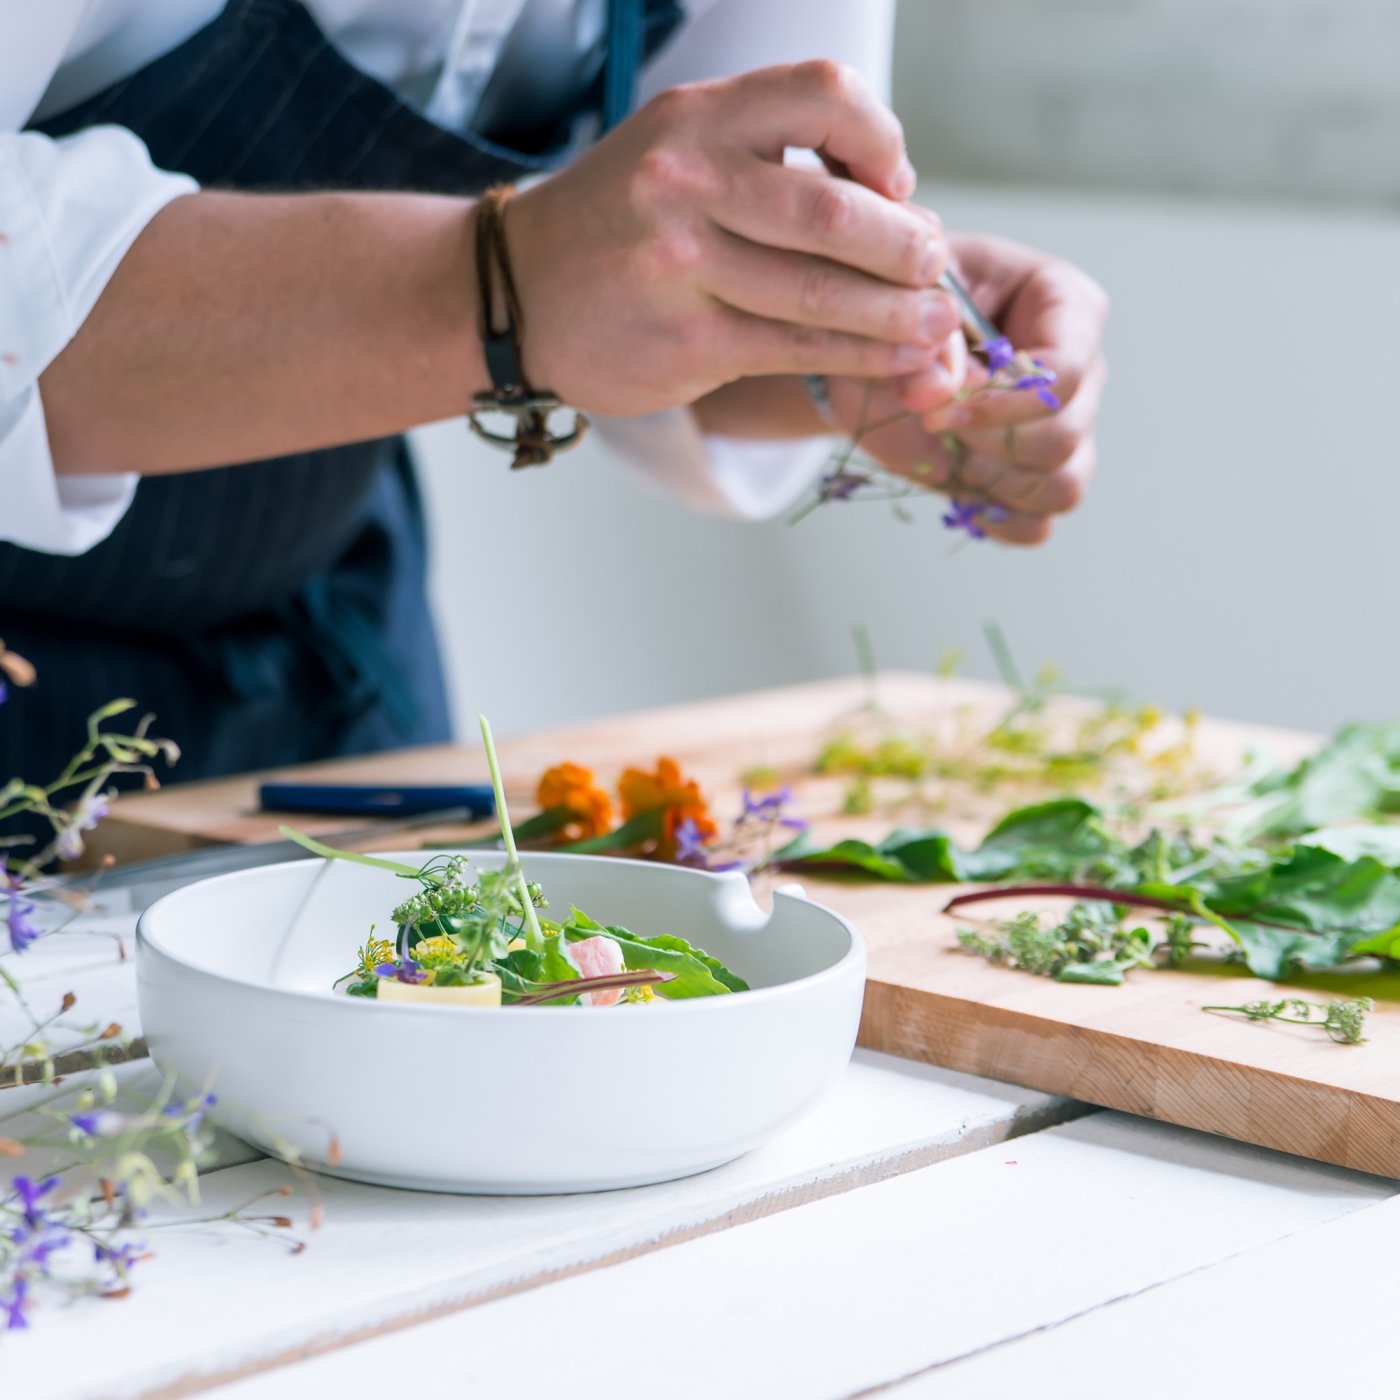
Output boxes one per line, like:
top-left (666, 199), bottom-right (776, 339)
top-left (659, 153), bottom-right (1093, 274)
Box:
top-left (1, 906), bottom-right (143, 1077)
top-left (200, 1113), bottom-right (1394, 1400)
top-left (0, 959), bottom-right (143, 1077)
top-left (5, 901), bottom-right (140, 985)
top-left (2, 1052), bottom-right (1072, 1399)
top-left (0, 1062), bottom-right (261, 1180)
top-left (892, 1190), bottom-right (1400, 1399)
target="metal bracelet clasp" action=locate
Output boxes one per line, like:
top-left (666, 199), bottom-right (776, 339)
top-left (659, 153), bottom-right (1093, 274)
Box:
top-left (467, 391), bottom-right (589, 470)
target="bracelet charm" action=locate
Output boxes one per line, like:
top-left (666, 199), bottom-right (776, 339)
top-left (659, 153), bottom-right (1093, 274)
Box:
top-left (468, 185), bottom-right (589, 469)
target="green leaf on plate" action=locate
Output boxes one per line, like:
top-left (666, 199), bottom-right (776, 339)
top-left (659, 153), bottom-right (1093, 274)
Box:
top-left (562, 908), bottom-right (746, 998)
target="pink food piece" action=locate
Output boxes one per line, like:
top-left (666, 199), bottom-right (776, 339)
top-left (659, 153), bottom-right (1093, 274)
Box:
top-left (571, 935), bottom-right (627, 1006)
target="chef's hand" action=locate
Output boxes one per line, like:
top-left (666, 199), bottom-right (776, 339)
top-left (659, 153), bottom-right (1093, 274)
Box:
top-left (507, 61), bottom-right (960, 417)
top-left (823, 233), bottom-right (1109, 545)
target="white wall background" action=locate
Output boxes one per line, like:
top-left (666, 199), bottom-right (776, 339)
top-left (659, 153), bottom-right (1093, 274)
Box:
top-left (414, 3), bottom-right (1400, 741)
top-left (894, 0), bottom-right (1400, 207)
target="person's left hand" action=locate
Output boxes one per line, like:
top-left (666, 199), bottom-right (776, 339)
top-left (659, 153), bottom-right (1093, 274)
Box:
top-left (821, 231), bottom-right (1109, 544)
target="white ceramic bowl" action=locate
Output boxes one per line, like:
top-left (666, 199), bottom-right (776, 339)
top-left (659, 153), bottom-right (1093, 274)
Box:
top-left (137, 851), bottom-right (865, 1194)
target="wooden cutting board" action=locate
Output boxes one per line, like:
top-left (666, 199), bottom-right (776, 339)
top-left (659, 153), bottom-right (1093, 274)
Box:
top-left (93, 673), bottom-right (1400, 1178)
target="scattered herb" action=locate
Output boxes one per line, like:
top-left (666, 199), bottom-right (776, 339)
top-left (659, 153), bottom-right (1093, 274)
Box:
top-left (956, 903), bottom-right (1158, 986)
top-left (811, 625), bottom-right (1206, 818)
top-left (1202, 997), bottom-right (1375, 1045)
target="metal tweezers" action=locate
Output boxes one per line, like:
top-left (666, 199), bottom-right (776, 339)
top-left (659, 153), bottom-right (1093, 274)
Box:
top-left (940, 268), bottom-right (1002, 352)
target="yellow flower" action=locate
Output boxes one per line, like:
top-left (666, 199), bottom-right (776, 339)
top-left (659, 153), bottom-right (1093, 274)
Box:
top-left (356, 937), bottom-right (397, 979)
top-left (411, 935), bottom-right (459, 967)
top-left (618, 757), bottom-right (718, 862)
top-left (537, 762), bottom-right (615, 842)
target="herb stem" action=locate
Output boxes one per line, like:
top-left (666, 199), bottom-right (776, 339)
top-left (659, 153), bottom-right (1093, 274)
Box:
top-left (478, 715), bottom-right (544, 953)
top-left (983, 622), bottom-right (1026, 697)
top-left (944, 885), bottom-right (1190, 917)
top-left (278, 827), bottom-right (423, 879)
top-left (942, 884), bottom-right (1304, 939)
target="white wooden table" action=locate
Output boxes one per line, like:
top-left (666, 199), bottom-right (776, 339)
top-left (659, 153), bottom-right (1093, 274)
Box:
top-left (5, 898), bottom-right (1396, 1400)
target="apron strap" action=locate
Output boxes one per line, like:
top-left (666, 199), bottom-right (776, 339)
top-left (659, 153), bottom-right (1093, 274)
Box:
top-left (603, 0), bottom-right (647, 132)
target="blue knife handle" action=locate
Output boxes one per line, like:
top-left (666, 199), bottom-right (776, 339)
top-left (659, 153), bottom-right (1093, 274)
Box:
top-left (258, 782), bottom-right (496, 819)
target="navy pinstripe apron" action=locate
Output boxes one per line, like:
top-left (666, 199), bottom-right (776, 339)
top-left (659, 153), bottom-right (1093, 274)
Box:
top-left (0, 0), bottom-right (681, 823)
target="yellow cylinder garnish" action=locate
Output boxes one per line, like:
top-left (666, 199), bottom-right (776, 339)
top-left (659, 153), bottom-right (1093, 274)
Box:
top-left (376, 974), bottom-right (502, 1007)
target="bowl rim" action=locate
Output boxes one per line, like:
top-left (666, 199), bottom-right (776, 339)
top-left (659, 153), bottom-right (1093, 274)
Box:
top-left (136, 849), bottom-right (866, 1018)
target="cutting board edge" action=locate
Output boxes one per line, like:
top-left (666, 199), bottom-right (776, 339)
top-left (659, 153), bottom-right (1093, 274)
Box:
top-left (858, 978), bottom-right (1400, 1181)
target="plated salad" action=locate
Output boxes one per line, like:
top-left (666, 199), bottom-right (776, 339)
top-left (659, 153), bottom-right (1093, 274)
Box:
top-left (289, 716), bottom-right (748, 1008)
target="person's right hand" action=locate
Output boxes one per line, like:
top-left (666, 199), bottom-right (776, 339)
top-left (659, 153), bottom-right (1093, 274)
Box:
top-left (506, 61), bottom-right (960, 417)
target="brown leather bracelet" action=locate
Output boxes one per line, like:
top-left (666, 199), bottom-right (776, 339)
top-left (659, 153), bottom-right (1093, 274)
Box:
top-left (467, 185), bottom-right (588, 469)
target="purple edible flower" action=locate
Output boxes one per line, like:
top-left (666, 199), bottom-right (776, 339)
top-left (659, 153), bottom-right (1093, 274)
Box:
top-left (93, 1239), bottom-right (144, 1278)
top-left (1013, 375), bottom-right (1061, 410)
top-left (738, 785), bottom-right (789, 820)
top-left (375, 959), bottom-right (428, 984)
top-left (737, 787), bottom-right (809, 834)
top-left (983, 335), bottom-right (1016, 373)
top-left (1013, 358), bottom-right (1061, 411)
top-left (10, 1175), bottom-right (59, 1229)
top-left (674, 816), bottom-right (710, 866)
top-left (2, 1277), bottom-right (27, 1331)
top-left (11, 1225), bottom-right (70, 1273)
top-left (163, 1092), bottom-right (217, 1132)
top-left (3, 877), bottom-right (39, 954)
top-left (54, 791), bottom-right (111, 862)
top-left (2, 1189), bottom-right (78, 1329)
top-left (674, 817), bottom-right (744, 873)
top-left (818, 469), bottom-right (869, 504)
top-left (942, 499), bottom-right (991, 540)
top-left (70, 1110), bottom-right (127, 1138)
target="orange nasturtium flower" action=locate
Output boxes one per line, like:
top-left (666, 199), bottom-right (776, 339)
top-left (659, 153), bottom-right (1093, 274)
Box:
top-left (618, 757), bottom-right (718, 862)
top-left (536, 762), bottom-right (614, 843)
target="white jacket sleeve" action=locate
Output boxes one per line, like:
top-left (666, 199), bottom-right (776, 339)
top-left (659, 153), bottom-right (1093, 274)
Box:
top-left (0, 126), bottom-right (196, 555)
top-left (591, 0), bottom-right (896, 521)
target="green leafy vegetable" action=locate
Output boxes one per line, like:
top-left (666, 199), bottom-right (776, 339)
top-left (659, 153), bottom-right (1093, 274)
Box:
top-left (1229, 723), bottom-right (1400, 840)
top-left (777, 798), bottom-right (1127, 885)
top-left (773, 827), bottom-right (958, 882)
top-left (1296, 824), bottom-right (1400, 866)
top-left (563, 908), bottom-right (748, 999)
top-left (962, 798), bottom-right (1121, 881)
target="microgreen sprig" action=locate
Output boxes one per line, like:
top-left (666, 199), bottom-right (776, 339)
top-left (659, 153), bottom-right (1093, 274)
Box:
top-left (1203, 997), bottom-right (1375, 1045)
top-left (478, 714), bottom-right (544, 953)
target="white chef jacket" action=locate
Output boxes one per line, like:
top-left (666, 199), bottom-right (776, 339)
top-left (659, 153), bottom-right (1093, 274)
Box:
top-left (0, 0), bottom-right (894, 556)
